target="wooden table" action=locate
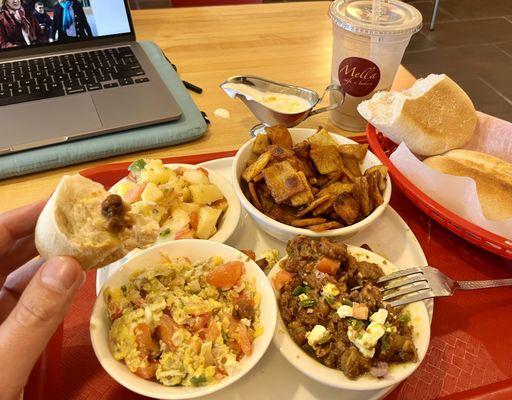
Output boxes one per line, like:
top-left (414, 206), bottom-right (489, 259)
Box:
top-left (0, 1), bottom-right (415, 212)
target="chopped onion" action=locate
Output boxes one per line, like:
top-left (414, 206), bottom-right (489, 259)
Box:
top-left (370, 361), bottom-right (388, 378)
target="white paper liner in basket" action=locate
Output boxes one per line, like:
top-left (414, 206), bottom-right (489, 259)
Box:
top-left (389, 112), bottom-right (512, 240)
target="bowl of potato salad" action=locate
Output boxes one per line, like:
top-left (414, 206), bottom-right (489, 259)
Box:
top-left (90, 239), bottom-right (277, 399)
top-left (110, 159), bottom-right (241, 244)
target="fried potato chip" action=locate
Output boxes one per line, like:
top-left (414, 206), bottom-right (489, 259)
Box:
top-left (248, 181), bottom-right (262, 209)
top-left (367, 170), bottom-right (384, 208)
top-left (290, 171), bottom-right (315, 207)
top-left (269, 145), bottom-right (295, 161)
top-left (292, 140), bottom-right (311, 158)
top-left (340, 160), bottom-right (356, 183)
top-left (297, 194), bottom-right (331, 217)
top-left (263, 160), bottom-right (306, 203)
top-left (253, 172), bottom-right (265, 182)
top-left (307, 127), bottom-right (338, 147)
top-left (365, 165), bottom-right (388, 191)
top-left (266, 125), bottom-right (293, 149)
top-left (316, 181), bottom-right (353, 200)
top-left (253, 134), bottom-right (270, 155)
top-left (312, 195), bottom-right (336, 216)
top-left (310, 145), bottom-right (343, 175)
top-left (242, 151), bottom-right (272, 182)
top-left (341, 155), bottom-right (362, 177)
top-left (291, 217), bottom-right (327, 227)
top-left (354, 176), bottom-right (371, 217)
top-left (307, 221), bottom-right (343, 232)
top-left (338, 144), bottom-right (368, 161)
top-left (333, 192), bottom-right (360, 225)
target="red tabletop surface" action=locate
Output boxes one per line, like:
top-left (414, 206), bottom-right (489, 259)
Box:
top-left (28, 151), bottom-right (512, 400)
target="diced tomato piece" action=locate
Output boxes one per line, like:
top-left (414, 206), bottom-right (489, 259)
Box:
top-left (315, 256), bottom-right (340, 275)
top-left (273, 270), bottom-right (294, 291)
top-left (134, 323), bottom-right (159, 359)
top-left (156, 314), bottom-right (178, 349)
top-left (135, 361), bottom-right (158, 379)
top-left (123, 183), bottom-right (146, 203)
top-left (198, 167), bottom-right (209, 177)
top-left (127, 171), bottom-right (137, 182)
top-left (185, 313), bottom-right (211, 333)
top-left (235, 323), bottom-right (253, 357)
top-left (206, 261), bottom-right (244, 289)
top-left (189, 210), bottom-right (199, 230)
top-left (240, 250), bottom-right (256, 260)
top-left (175, 228), bottom-right (196, 240)
top-left (205, 318), bottom-right (220, 341)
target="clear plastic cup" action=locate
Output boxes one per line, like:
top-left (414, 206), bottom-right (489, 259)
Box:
top-left (329, 0), bottom-right (422, 132)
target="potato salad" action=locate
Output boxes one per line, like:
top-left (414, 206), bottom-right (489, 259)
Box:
top-left (104, 255), bottom-right (262, 386)
top-left (112, 159), bottom-right (228, 240)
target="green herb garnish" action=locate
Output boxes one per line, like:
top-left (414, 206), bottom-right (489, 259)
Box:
top-left (380, 334), bottom-right (390, 352)
top-left (292, 285), bottom-right (309, 296)
top-left (221, 330), bottom-right (229, 342)
top-left (341, 299), bottom-right (353, 307)
top-left (399, 311), bottom-right (411, 326)
top-left (128, 159), bottom-right (146, 172)
top-left (350, 319), bottom-right (365, 330)
top-left (299, 299), bottom-right (316, 308)
top-left (325, 296), bottom-right (335, 305)
top-left (159, 228), bottom-right (171, 237)
top-left (190, 375), bottom-right (207, 386)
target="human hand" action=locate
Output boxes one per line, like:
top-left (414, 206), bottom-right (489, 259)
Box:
top-left (0, 201), bottom-right (85, 399)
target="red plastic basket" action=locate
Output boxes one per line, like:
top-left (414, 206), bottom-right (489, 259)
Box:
top-left (366, 124), bottom-right (512, 260)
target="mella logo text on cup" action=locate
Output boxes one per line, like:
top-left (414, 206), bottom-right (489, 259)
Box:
top-left (338, 57), bottom-right (381, 97)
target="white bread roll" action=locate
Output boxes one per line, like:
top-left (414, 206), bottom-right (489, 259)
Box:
top-left (424, 150), bottom-right (512, 221)
top-left (358, 74), bottom-right (477, 156)
top-left (35, 174), bottom-right (159, 270)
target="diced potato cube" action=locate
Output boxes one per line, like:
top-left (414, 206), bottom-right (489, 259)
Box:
top-left (196, 206), bottom-right (222, 239)
top-left (141, 163), bottom-right (172, 185)
top-left (189, 184), bottom-right (224, 205)
top-left (182, 169), bottom-right (209, 185)
top-left (130, 201), bottom-right (167, 223)
top-left (307, 127), bottom-right (338, 147)
top-left (179, 202), bottom-right (201, 215)
top-left (162, 208), bottom-right (191, 234)
top-left (211, 197), bottom-right (228, 212)
top-left (181, 187), bottom-right (192, 202)
top-left (141, 182), bottom-right (164, 203)
top-left (114, 181), bottom-right (136, 197)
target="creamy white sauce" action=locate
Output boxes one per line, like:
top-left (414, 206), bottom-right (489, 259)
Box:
top-left (222, 82), bottom-right (312, 114)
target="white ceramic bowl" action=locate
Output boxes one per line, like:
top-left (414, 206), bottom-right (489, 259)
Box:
top-left (232, 128), bottom-right (391, 243)
top-left (90, 239), bottom-right (277, 399)
top-left (268, 246), bottom-right (430, 391)
top-left (111, 163), bottom-right (241, 244)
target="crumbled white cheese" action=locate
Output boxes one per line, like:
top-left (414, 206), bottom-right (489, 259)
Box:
top-left (240, 318), bottom-right (251, 327)
top-left (322, 283), bottom-right (340, 298)
top-left (348, 326), bottom-right (375, 358)
top-left (298, 293), bottom-right (309, 302)
top-left (306, 325), bottom-right (331, 347)
top-left (347, 321), bottom-right (386, 359)
top-left (369, 308), bottom-right (388, 325)
top-left (336, 305), bottom-right (353, 319)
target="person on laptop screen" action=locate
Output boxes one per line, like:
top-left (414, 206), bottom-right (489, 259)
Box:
top-left (52, 0), bottom-right (92, 43)
top-left (33, 1), bottom-right (52, 41)
top-left (0, 0), bottom-right (47, 48)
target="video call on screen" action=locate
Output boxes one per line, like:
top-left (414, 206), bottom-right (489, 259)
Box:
top-left (0, 0), bottom-right (131, 50)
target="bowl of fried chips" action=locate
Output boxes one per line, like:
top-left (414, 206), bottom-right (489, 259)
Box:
top-left (232, 126), bottom-right (391, 242)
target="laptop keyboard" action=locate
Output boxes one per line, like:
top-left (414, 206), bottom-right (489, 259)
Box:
top-left (0, 46), bottom-right (150, 107)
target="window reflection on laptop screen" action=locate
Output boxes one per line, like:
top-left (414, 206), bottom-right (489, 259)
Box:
top-left (0, 0), bottom-right (131, 50)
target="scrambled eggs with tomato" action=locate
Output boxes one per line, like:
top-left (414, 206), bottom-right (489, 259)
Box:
top-left (104, 255), bottom-right (262, 386)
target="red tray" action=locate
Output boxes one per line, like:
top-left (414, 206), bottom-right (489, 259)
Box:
top-left (27, 148), bottom-right (512, 400)
top-left (366, 125), bottom-right (512, 261)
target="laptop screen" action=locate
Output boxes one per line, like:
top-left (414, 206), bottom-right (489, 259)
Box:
top-left (0, 0), bottom-right (132, 51)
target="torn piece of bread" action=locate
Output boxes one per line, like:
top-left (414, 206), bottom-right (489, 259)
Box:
top-left (424, 149), bottom-right (512, 221)
top-left (35, 174), bottom-right (159, 270)
top-left (358, 74), bottom-right (477, 156)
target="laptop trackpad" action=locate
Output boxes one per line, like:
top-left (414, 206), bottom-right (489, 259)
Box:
top-left (5, 95), bottom-right (102, 148)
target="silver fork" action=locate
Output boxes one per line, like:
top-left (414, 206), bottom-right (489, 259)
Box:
top-left (375, 266), bottom-right (512, 307)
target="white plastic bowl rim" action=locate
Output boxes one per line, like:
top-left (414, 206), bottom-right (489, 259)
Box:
top-left (90, 239), bottom-right (277, 399)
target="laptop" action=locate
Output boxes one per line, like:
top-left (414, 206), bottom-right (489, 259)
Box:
top-left (0, 0), bottom-right (182, 155)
